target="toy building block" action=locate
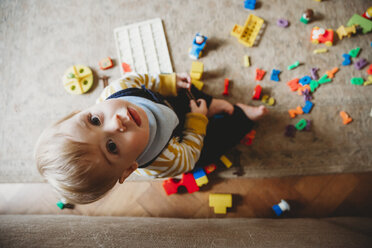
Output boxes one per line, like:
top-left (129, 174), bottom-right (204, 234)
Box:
top-left (311, 68), bottom-right (319, 80)
top-left (204, 164), bottom-right (217, 174)
top-left (309, 80), bottom-right (319, 92)
top-left (121, 62), bottom-right (132, 73)
top-left (261, 94), bottom-right (275, 106)
top-left (366, 64), bottom-right (372, 75)
top-left (336, 25), bottom-right (356, 40)
top-left (300, 9), bottom-right (314, 24)
top-left (342, 54), bottom-right (352, 66)
top-left (302, 101), bottom-right (314, 114)
top-left (299, 76), bottom-right (311, 86)
top-left (252, 84), bottom-right (262, 100)
top-left (62, 65), bottom-right (94, 95)
top-left (209, 193), bottom-right (232, 214)
top-left (350, 77), bottom-right (364, 85)
top-left (364, 76), bottom-right (372, 86)
top-left (99, 57), bottom-right (114, 70)
top-left (244, 55), bottom-right (250, 67)
top-left (272, 199), bottom-right (290, 216)
top-left (192, 168), bottom-right (209, 187)
top-left (302, 89), bottom-right (312, 101)
top-left (284, 125), bottom-right (296, 137)
top-left (190, 61), bottom-right (204, 80)
top-left (162, 173), bottom-right (199, 195)
top-left (288, 61), bottom-right (300, 70)
top-left (287, 78), bottom-right (300, 91)
top-left (189, 33), bottom-right (208, 60)
top-left (222, 78), bottom-right (229, 96)
top-left (326, 67), bottom-right (339, 79)
top-left (347, 14), bottom-right (372, 34)
top-left (56, 198), bottom-right (74, 210)
top-left (288, 106), bottom-right (304, 118)
top-left (297, 84), bottom-right (311, 95)
top-left (295, 118), bottom-right (307, 131)
top-left (355, 58), bottom-right (368, 70)
top-left (231, 14), bottom-right (264, 47)
top-left (244, 0), bottom-right (256, 10)
top-left (255, 68), bottom-right (266, 81)
top-left (311, 27), bottom-right (334, 46)
top-left (313, 48), bottom-right (328, 54)
top-left (318, 74), bottom-right (331, 84)
top-left (270, 69), bottom-right (281, 81)
top-left (241, 129), bottom-right (256, 146)
top-left (191, 79), bottom-right (204, 90)
top-left (277, 18), bottom-right (289, 28)
top-left (220, 155), bottom-right (233, 168)
top-left (340, 111), bottom-right (352, 125)
top-left (349, 47), bottom-right (361, 58)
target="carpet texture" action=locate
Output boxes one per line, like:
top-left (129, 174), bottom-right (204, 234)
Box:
top-left (0, 0), bottom-right (371, 182)
top-left (1, 215), bottom-right (372, 248)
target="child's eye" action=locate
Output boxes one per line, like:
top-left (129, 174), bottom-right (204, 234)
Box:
top-left (106, 140), bottom-right (118, 154)
top-left (89, 115), bottom-right (101, 126)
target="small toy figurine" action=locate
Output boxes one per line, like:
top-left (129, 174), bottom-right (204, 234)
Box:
top-left (300, 9), bottom-right (314, 24)
top-left (189, 33), bottom-right (208, 60)
top-left (272, 199), bottom-right (290, 216)
top-left (362, 7), bottom-right (372, 20)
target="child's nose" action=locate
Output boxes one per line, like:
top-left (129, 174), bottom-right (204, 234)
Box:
top-left (112, 114), bottom-right (128, 133)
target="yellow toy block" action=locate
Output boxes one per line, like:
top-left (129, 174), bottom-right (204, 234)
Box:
top-left (220, 155), bottom-right (232, 168)
top-left (313, 48), bottom-right (328, 54)
top-left (231, 14), bottom-right (264, 47)
top-left (244, 55), bottom-right (250, 67)
top-left (191, 79), bottom-right (204, 90)
top-left (209, 193), bottom-right (232, 214)
top-left (336, 25), bottom-right (356, 40)
top-left (195, 175), bottom-right (208, 187)
top-left (63, 65), bottom-right (93, 95)
top-left (190, 61), bottom-right (204, 80)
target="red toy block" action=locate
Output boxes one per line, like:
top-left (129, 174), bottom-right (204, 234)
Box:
top-left (252, 84), bottom-right (262, 100)
top-left (367, 64), bottom-right (372, 75)
top-left (99, 57), bottom-right (114, 70)
top-left (287, 78), bottom-right (300, 91)
top-left (162, 173), bottom-right (199, 196)
top-left (223, 78), bottom-right (229, 96)
top-left (255, 68), bottom-right (266, 81)
top-left (204, 164), bottom-right (217, 174)
top-left (121, 62), bottom-right (132, 73)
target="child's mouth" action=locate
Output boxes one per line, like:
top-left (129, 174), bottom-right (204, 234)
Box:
top-left (127, 107), bottom-right (141, 127)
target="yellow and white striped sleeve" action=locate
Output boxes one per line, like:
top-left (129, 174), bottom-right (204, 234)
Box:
top-left (134, 113), bottom-right (209, 178)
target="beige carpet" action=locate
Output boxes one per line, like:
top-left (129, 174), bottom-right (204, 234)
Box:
top-left (0, 0), bottom-right (371, 183)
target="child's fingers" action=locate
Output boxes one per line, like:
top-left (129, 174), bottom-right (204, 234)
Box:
top-left (197, 99), bottom-right (206, 107)
top-left (179, 81), bottom-right (190, 89)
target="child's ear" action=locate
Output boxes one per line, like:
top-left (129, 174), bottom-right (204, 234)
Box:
top-left (118, 162), bottom-right (138, 184)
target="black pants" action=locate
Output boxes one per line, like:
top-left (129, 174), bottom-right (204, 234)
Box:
top-left (166, 85), bottom-right (255, 168)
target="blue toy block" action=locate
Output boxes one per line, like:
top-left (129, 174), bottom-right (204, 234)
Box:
top-left (342, 53), bottom-right (351, 66)
top-left (272, 205), bottom-right (283, 216)
top-left (192, 167), bottom-right (207, 180)
top-left (302, 101), bottom-right (313, 114)
top-left (244, 0), bottom-right (256, 10)
top-left (299, 76), bottom-right (312, 86)
top-left (270, 69), bottom-right (281, 81)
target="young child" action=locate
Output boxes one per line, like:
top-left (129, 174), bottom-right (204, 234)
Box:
top-left (35, 72), bottom-right (267, 204)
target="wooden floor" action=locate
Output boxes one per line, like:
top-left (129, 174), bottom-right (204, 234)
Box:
top-left (0, 172), bottom-right (371, 218)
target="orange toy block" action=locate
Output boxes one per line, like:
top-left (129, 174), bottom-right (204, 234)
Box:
top-left (255, 68), bottom-right (266, 81)
top-left (162, 173), bottom-right (199, 195)
top-left (297, 85), bottom-right (311, 95)
top-left (288, 106), bottom-right (304, 118)
top-left (222, 78), bottom-right (229, 96)
top-left (340, 111), bottom-right (352, 125)
top-left (287, 78), bottom-right (300, 91)
top-left (326, 67), bottom-right (339, 79)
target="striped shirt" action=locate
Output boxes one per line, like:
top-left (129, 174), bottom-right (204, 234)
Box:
top-left (96, 73), bottom-right (209, 178)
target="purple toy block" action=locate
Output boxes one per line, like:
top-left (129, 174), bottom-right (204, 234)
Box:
top-left (303, 89), bottom-right (312, 101)
top-left (311, 67), bottom-right (319, 80)
top-left (285, 125), bottom-right (296, 137)
top-left (355, 58), bottom-right (368, 70)
top-left (277, 18), bottom-right (289, 28)
top-left (304, 120), bottom-right (311, 131)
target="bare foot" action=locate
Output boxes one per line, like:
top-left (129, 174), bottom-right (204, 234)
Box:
top-left (236, 103), bottom-right (268, 121)
top-left (207, 99), bottom-right (234, 118)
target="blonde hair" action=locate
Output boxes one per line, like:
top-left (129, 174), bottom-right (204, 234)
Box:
top-left (34, 111), bottom-right (117, 204)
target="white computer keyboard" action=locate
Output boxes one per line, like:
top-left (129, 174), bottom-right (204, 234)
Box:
top-left (114, 18), bottom-right (173, 76)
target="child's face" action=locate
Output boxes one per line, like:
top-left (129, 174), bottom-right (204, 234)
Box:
top-left (61, 99), bottom-right (150, 183)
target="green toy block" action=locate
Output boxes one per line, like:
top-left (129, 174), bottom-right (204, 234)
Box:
top-left (349, 47), bottom-right (361, 58)
top-left (56, 201), bottom-right (65, 210)
top-left (347, 14), bottom-right (372, 34)
top-left (288, 61), bottom-right (300, 70)
top-left (295, 119), bottom-right (307, 131)
top-left (310, 80), bottom-right (319, 92)
top-left (318, 74), bottom-right (331, 84)
top-left (350, 77), bottom-right (364, 85)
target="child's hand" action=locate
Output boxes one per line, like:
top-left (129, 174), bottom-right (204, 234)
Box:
top-left (176, 73), bottom-right (191, 92)
top-left (190, 99), bottom-right (208, 116)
